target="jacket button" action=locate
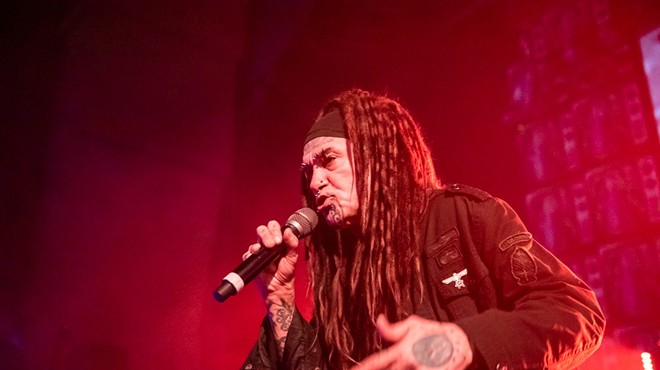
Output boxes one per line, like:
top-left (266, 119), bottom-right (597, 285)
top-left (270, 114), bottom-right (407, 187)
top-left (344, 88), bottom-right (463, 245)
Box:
top-left (496, 364), bottom-right (508, 370)
top-left (451, 184), bottom-right (461, 191)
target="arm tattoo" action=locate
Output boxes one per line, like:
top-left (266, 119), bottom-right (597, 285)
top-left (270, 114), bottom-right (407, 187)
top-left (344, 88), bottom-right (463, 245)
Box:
top-left (267, 299), bottom-right (294, 355)
top-left (412, 334), bottom-right (453, 367)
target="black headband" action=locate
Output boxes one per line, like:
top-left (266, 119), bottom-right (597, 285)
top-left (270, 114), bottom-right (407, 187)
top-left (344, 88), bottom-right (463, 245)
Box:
top-left (304, 110), bottom-right (346, 145)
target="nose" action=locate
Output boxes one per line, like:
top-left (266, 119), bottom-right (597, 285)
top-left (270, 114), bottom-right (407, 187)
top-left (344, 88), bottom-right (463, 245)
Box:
top-left (309, 166), bottom-right (328, 195)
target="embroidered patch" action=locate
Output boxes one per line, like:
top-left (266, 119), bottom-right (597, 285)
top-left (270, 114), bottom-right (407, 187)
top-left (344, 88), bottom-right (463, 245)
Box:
top-left (426, 228), bottom-right (460, 255)
top-left (442, 268), bottom-right (468, 289)
top-left (437, 245), bottom-right (462, 266)
top-left (426, 228), bottom-right (462, 268)
top-left (511, 247), bottom-right (537, 284)
top-left (499, 232), bottom-right (533, 251)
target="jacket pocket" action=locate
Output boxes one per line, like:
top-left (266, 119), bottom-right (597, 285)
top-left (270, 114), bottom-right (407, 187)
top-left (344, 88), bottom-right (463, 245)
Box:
top-left (424, 228), bottom-right (480, 319)
top-left (425, 228), bottom-right (472, 298)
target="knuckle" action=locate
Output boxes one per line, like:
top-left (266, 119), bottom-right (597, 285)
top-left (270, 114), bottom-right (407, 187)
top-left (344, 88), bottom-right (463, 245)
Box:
top-left (256, 225), bottom-right (268, 235)
top-left (283, 231), bottom-right (297, 243)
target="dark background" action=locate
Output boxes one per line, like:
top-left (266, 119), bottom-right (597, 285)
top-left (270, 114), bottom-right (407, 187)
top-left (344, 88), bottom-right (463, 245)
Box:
top-left (2, 1), bottom-right (659, 368)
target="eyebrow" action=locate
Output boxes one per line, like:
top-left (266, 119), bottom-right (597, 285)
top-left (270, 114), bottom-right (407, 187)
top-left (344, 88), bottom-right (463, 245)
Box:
top-left (300, 148), bottom-right (333, 170)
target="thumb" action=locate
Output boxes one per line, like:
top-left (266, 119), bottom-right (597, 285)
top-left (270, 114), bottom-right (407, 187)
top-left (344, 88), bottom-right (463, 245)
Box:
top-left (375, 314), bottom-right (410, 343)
top-left (281, 228), bottom-right (300, 249)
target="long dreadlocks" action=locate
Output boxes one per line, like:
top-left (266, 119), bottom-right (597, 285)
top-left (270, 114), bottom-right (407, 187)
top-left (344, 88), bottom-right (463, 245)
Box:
top-left (301, 89), bottom-right (442, 369)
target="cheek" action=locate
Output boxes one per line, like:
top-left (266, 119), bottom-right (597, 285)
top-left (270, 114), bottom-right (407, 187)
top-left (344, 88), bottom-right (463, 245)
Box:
top-left (349, 187), bottom-right (359, 209)
top-left (331, 168), bottom-right (359, 213)
top-left (342, 180), bottom-right (360, 217)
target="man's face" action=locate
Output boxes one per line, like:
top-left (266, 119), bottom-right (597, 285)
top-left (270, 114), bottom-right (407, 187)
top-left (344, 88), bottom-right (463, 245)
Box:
top-left (302, 137), bottom-right (359, 228)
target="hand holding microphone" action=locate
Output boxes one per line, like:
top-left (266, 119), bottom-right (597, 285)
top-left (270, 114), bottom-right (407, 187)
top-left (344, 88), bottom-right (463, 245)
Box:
top-left (214, 208), bottom-right (318, 303)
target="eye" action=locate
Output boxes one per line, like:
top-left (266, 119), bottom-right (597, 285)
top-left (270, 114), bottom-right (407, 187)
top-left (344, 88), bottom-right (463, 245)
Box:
top-left (320, 155), bottom-right (336, 168)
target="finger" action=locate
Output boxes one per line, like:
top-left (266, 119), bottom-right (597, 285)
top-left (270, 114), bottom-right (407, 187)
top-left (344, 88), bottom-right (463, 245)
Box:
top-left (248, 243), bottom-right (262, 254)
top-left (281, 228), bottom-right (300, 249)
top-left (267, 220), bottom-right (282, 244)
top-left (376, 314), bottom-right (411, 343)
top-left (352, 347), bottom-right (397, 370)
top-left (242, 243), bottom-right (260, 260)
top-left (257, 224), bottom-right (277, 248)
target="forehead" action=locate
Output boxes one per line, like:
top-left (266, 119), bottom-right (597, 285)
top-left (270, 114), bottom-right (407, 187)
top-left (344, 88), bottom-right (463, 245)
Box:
top-left (302, 137), bottom-right (348, 160)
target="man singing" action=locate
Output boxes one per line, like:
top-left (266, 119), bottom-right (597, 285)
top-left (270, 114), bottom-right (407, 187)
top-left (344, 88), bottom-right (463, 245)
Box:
top-left (241, 89), bottom-right (605, 369)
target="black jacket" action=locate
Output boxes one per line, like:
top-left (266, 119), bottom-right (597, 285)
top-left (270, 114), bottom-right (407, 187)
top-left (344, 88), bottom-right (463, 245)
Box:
top-left (242, 185), bottom-right (606, 369)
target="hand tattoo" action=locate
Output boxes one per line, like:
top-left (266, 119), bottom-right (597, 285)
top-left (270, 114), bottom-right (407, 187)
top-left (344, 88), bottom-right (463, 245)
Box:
top-left (267, 299), bottom-right (294, 355)
top-left (412, 334), bottom-right (453, 367)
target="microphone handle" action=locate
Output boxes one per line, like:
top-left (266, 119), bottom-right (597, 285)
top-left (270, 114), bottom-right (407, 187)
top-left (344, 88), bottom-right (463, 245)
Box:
top-left (213, 236), bottom-right (288, 303)
top-left (236, 244), bottom-right (285, 286)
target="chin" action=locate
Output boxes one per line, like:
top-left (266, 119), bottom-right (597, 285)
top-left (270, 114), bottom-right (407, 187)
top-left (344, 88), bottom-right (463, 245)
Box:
top-left (324, 216), bottom-right (344, 229)
top-left (327, 215), bottom-right (359, 230)
top-left (321, 202), bottom-right (358, 229)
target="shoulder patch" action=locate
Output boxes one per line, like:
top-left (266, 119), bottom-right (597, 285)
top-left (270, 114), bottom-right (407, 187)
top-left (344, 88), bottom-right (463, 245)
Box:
top-left (499, 232), bottom-right (533, 251)
top-left (445, 184), bottom-right (492, 201)
top-left (511, 247), bottom-right (537, 284)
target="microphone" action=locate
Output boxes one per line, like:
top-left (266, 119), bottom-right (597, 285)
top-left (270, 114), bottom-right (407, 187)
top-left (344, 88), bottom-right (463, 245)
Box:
top-left (213, 207), bottom-right (318, 303)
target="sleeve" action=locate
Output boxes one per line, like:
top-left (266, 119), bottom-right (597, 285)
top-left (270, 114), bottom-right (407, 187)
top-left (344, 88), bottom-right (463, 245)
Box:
top-left (454, 197), bottom-right (606, 370)
top-left (242, 308), bottom-right (323, 370)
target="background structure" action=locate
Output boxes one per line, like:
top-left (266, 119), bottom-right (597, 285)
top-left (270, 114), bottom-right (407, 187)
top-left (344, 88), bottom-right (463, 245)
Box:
top-left (1, 1), bottom-right (659, 369)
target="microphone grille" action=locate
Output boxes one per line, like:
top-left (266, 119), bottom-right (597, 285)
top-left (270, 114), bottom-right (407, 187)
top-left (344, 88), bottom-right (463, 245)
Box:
top-left (286, 207), bottom-right (318, 237)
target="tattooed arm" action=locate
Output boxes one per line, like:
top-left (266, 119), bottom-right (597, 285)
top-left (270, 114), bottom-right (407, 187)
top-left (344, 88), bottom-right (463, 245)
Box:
top-left (352, 315), bottom-right (473, 370)
top-left (242, 221), bottom-right (323, 368)
top-left (266, 296), bottom-right (295, 356)
top-left (242, 220), bottom-right (300, 358)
